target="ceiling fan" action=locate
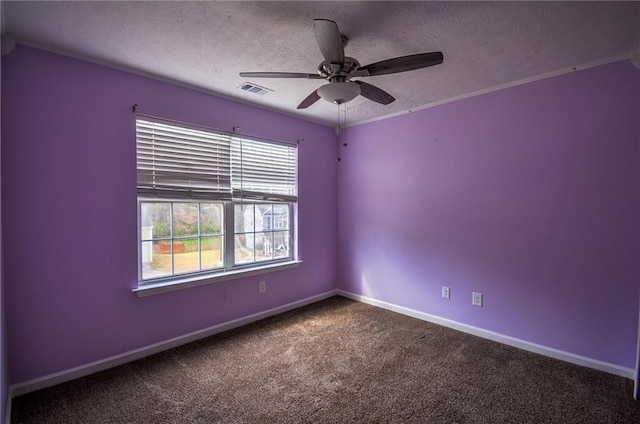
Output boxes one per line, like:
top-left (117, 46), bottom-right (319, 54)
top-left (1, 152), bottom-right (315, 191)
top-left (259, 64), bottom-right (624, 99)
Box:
top-left (239, 19), bottom-right (443, 109)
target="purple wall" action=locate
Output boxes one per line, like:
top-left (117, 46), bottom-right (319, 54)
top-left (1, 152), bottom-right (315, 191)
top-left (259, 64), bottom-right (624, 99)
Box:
top-left (337, 60), bottom-right (640, 368)
top-left (1, 46), bottom-right (337, 384)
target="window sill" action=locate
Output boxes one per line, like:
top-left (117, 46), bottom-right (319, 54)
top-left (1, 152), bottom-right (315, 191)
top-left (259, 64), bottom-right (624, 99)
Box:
top-left (133, 260), bottom-right (302, 298)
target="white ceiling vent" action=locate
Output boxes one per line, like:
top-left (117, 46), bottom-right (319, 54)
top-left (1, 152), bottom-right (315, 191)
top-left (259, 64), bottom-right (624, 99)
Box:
top-left (238, 82), bottom-right (273, 96)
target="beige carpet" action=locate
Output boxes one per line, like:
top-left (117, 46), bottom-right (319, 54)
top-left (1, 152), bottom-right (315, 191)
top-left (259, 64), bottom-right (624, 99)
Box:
top-left (11, 296), bottom-right (640, 423)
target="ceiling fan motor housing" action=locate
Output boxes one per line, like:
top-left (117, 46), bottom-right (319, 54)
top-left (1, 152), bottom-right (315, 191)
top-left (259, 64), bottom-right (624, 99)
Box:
top-left (317, 57), bottom-right (361, 79)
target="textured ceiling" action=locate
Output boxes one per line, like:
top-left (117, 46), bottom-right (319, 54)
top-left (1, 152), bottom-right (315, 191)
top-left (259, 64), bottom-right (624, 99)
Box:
top-left (3, 1), bottom-right (639, 126)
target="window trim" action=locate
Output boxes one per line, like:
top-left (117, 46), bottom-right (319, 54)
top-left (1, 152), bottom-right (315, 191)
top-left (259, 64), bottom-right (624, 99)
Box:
top-left (132, 259), bottom-right (302, 298)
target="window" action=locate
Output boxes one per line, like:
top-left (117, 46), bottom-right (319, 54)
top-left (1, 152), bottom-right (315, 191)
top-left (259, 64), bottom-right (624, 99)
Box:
top-left (136, 117), bottom-right (297, 286)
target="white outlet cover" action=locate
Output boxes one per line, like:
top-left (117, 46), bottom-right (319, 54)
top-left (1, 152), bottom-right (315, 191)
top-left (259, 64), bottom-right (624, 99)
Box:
top-left (472, 292), bottom-right (483, 307)
top-left (441, 286), bottom-right (450, 299)
top-left (259, 281), bottom-right (266, 293)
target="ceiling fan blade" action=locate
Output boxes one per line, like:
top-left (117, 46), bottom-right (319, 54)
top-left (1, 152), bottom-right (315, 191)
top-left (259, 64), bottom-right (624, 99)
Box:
top-left (353, 81), bottom-right (395, 105)
top-left (297, 90), bottom-right (321, 109)
top-left (314, 19), bottom-right (344, 65)
top-left (239, 72), bottom-right (323, 79)
top-left (359, 52), bottom-right (443, 76)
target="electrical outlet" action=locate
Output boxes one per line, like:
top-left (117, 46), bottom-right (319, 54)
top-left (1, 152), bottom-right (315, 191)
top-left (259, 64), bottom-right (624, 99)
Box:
top-left (441, 286), bottom-right (450, 299)
top-left (259, 281), bottom-right (266, 293)
top-left (472, 292), bottom-right (483, 307)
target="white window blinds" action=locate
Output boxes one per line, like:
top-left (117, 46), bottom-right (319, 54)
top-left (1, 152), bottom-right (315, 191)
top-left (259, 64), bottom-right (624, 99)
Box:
top-left (136, 117), bottom-right (297, 203)
top-left (231, 136), bottom-right (297, 202)
top-left (136, 118), bottom-right (233, 200)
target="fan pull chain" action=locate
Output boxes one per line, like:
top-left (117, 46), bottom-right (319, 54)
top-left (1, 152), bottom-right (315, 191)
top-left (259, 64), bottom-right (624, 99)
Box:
top-left (342, 105), bottom-right (348, 148)
top-left (336, 103), bottom-right (349, 162)
top-left (336, 103), bottom-right (342, 162)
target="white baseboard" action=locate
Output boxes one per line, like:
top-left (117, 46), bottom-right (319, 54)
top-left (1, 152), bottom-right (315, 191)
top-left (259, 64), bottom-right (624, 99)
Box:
top-left (337, 290), bottom-right (635, 380)
top-left (633, 354), bottom-right (640, 400)
top-left (5, 390), bottom-right (11, 424)
top-left (634, 292), bottom-right (640, 399)
top-left (10, 290), bottom-right (338, 398)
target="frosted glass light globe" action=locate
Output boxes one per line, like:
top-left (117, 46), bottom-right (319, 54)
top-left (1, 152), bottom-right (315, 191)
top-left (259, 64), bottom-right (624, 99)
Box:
top-left (317, 82), bottom-right (361, 105)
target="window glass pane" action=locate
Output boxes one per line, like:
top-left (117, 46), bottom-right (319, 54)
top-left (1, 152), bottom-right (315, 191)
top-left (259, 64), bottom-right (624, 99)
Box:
top-left (272, 204), bottom-right (290, 230)
top-left (173, 203), bottom-right (199, 237)
top-left (273, 231), bottom-right (291, 259)
top-left (255, 232), bottom-right (273, 262)
top-left (235, 234), bottom-right (254, 264)
top-left (173, 238), bottom-right (199, 274)
top-left (231, 202), bottom-right (292, 267)
top-left (201, 203), bottom-right (223, 235)
top-left (234, 204), bottom-right (254, 233)
top-left (201, 236), bottom-right (223, 270)
top-left (141, 203), bottom-right (171, 239)
top-left (142, 240), bottom-right (172, 279)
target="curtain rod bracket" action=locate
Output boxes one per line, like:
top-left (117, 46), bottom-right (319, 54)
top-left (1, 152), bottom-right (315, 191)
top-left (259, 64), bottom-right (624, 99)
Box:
top-left (132, 104), bottom-right (138, 113)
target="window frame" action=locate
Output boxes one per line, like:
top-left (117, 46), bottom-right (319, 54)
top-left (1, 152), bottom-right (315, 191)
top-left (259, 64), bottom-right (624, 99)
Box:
top-left (134, 116), bottom-right (300, 296)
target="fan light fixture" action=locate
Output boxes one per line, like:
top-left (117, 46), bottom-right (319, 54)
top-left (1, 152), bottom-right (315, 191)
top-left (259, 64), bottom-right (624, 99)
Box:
top-left (317, 82), bottom-right (361, 105)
